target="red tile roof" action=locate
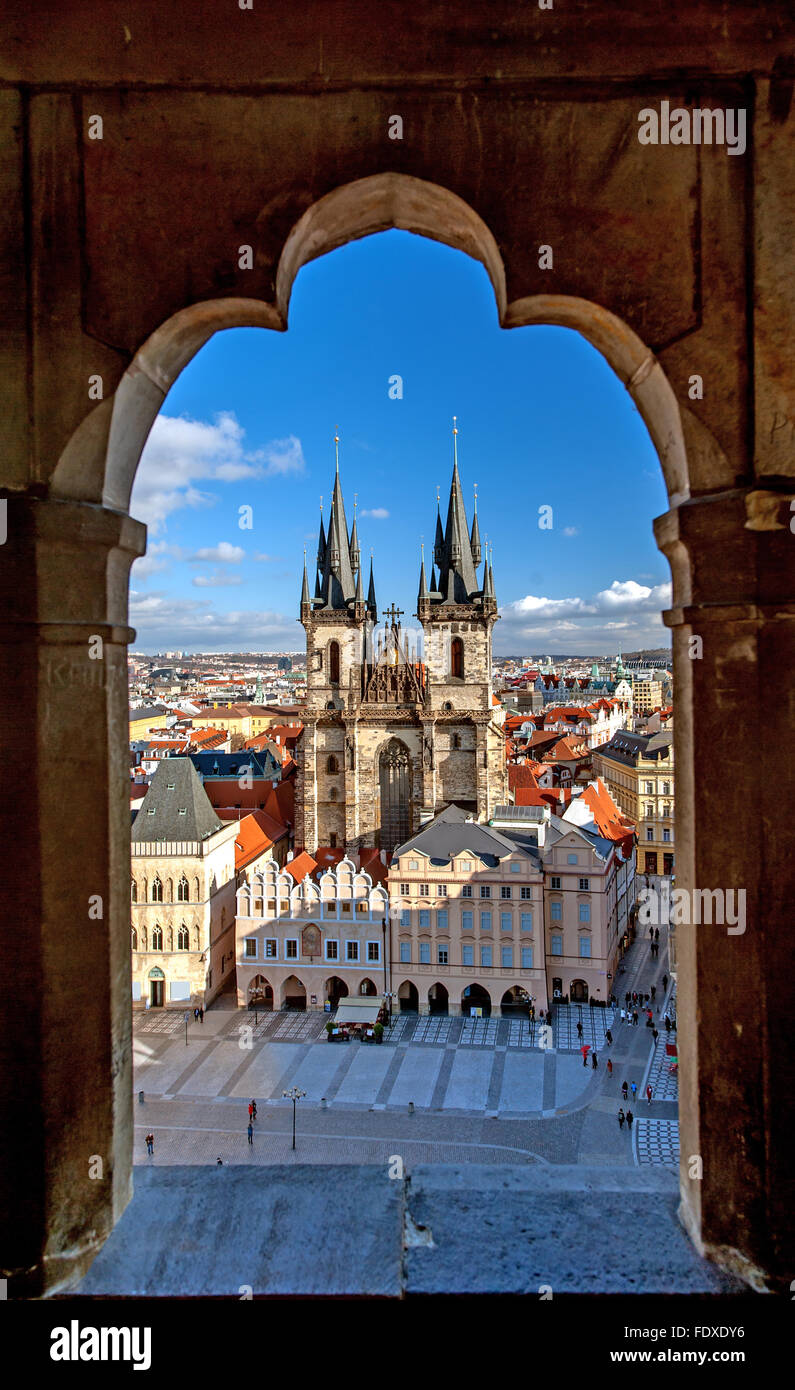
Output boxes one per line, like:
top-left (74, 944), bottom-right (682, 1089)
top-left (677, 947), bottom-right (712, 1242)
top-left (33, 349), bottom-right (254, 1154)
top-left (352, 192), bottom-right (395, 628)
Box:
top-left (234, 809), bottom-right (288, 870)
top-left (283, 851), bottom-right (318, 882)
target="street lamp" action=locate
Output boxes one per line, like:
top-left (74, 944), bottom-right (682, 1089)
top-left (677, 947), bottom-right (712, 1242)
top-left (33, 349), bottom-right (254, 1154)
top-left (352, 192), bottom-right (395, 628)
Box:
top-left (282, 1086), bottom-right (306, 1151)
top-left (183, 1011), bottom-right (190, 1046)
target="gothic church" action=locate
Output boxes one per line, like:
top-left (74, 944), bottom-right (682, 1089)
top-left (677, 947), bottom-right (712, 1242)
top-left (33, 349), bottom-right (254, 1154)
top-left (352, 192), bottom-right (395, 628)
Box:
top-left (295, 429), bottom-right (507, 854)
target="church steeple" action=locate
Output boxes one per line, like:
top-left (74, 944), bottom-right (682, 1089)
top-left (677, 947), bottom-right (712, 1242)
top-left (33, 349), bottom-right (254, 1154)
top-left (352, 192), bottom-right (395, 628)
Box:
top-left (418, 543), bottom-right (428, 603)
top-left (300, 548), bottom-right (310, 609)
top-left (349, 494), bottom-right (361, 575)
top-left (433, 418), bottom-right (481, 605)
top-left (470, 484), bottom-right (482, 567)
top-left (367, 552), bottom-right (378, 620)
top-left (312, 432), bottom-right (358, 612)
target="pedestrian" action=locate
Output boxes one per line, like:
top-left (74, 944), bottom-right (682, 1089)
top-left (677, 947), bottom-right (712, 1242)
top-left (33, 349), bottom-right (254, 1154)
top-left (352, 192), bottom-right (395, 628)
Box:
top-left (621, 1081), bottom-right (628, 1100)
top-left (652, 1027), bottom-right (659, 1043)
top-left (193, 1006), bottom-right (200, 1022)
top-left (665, 1015), bottom-right (671, 1033)
top-left (606, 1029), bottom-right (613, 1046)
top-left (649, 925), bottom-right (654, 939)
top-left (633, 1010), bottom-right (639, 1026)
top-left (626, 1109), bottom-right (634, 1128)
top-left (247, 1122), bottom-right (253, 1146)
top-left (630, 1082), bottom-right (637, 1100)
top-left (644, 993), bottom-right (650, 1005)
top-left (620, 1008), bottom-right (625, 1023)
top-left (251, 1100), bottom-right (257, 1120)
top-left (647, 1009), bottom-right (653, 1022)
top-left (651, 985), bottom-right (656, 1000)
top-left (618, 1109), bottom-right (625, 1129)
top-left (248, 1101), bottom-right (254, 1121)
top-left (591, 1052), bottom-right (598, 1069)
top-left (625, 991), bottom-right (631, 1007)
top-left (646, 1084), bottom-right (653, 1104)
top-left (145, 1132), bottom-right (154, 1156)
top-left (217, 1156), bottom-right (223, 1166)
top-left (199, 1006), bottom-right (204, 1023)
top-left (632, 991), bottom-right (637, 1005)
top-left (654, 927), bottom-right (660, 942)
top-left (581, 1044), bottom-right (590, 1066)
top-left (577, 1021), bottom-right (583, 1038)
top-left (662, 974), bottom-right (668, 992)
top-left (607, 1058), bottom-right (613, 1076)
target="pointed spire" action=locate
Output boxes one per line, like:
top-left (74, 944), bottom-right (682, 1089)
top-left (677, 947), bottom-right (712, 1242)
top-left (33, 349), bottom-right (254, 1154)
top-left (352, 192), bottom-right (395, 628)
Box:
top-left (433, 486), bottom-right (444, 565)
top-left (418, 542), bottom-right (428, 601)
top-left (317, 495), bottom-right (326, 571)
top-left (316, 431), bottom-right (357, 610)
top-left (367, 550), bottom-right (377, 620)
top-left (349, 500), bottom-right (360, 576)
top-left (470, 483), bottom-right (482, 566)
top-left (436, 418), bottom-right (479, 604)
top-left (354, 561), bottom-right (364, 606)
top-left (300, 548), bottom-right (310, 607)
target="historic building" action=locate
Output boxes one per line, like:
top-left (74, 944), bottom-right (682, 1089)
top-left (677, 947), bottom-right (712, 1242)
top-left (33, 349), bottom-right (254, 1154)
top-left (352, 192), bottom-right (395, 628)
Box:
top-left (295, 429), bottom-right (508, 855)
top-left (592, 729), bottom-right (675, 878)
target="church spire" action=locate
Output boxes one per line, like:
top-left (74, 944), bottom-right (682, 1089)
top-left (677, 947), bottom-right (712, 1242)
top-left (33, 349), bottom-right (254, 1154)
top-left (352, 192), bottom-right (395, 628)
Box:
top-left (470, 483), bottom-right (482, 566)
top-left (367, 550), bottom-right (377, 620)
top-left (300, 547), bottom-right (310, 608)
top-left (314, 431), bottom-right (357, 611)
top-left (418, 542), bottom-right (428, 602)
top-left (434, 417), bottom-right (480, 604)
top-left (433, 486), bottom-right (444, 565)
top-left (349, 493), bottom-right (361, 575)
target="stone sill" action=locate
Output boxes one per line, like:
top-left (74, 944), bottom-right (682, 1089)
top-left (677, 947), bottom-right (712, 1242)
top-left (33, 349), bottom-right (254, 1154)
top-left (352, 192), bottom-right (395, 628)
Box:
top-left (73, 1164), bottom-right (747, 1298)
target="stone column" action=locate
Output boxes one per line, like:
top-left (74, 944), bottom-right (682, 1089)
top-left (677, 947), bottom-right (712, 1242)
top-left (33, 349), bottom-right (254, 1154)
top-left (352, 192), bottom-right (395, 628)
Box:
top-left (657, 487), bottom-right (795, 1292)
top-left (0, 495), bottom-right (145, 1296)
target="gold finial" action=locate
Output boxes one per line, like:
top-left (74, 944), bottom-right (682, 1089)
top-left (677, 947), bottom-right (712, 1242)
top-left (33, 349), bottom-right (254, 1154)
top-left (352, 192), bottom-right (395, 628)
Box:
top-left (319, 494), bottom-right (323, 514)
top-left (436, 485), bottom-right (440, 506)
top-left (354, 491), bottom-right (358, 514)
top-left (473, 483), bottom-right (478, 512)
top-left (334, 426), bottom-right (340, 473)
top-left (452, 415), bottom-right (459, 469)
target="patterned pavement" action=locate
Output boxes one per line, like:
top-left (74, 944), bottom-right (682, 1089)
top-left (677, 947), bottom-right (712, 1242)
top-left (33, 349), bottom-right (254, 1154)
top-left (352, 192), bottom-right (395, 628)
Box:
top-left (635, 1118), bottom-right (680, 1167)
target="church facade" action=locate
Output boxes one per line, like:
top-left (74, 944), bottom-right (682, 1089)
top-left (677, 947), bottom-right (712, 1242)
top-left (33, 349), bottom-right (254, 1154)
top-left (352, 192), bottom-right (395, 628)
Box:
top-left (295, 432), bottom-right (508, 854)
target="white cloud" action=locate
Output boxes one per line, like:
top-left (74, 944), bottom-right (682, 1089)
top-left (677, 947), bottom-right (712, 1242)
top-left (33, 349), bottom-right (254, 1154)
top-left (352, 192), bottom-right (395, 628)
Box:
top-left (192, 572), bottom-right (244, 588)
top-left (562, 526), bottom-right (579, 537)
top-left (254, 553), bottom-right (284, 563)
top-left (131, 541), bottom-right (185, 580)
top-left (128, 591), bottom-right (296, 652)
top-left (360, 507), bottom-right (390, 519)
top-left (497, 577), bottom-right (672, 654)
top-left (130, 413), bottom-right (305, 535)
top-left (189, 542), bottom-right (245, 564)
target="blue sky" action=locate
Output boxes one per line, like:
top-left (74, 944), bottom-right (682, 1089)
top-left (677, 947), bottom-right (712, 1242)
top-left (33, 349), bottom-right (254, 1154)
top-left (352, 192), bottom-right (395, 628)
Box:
top-left (130, 229), bottom-right (671, 656)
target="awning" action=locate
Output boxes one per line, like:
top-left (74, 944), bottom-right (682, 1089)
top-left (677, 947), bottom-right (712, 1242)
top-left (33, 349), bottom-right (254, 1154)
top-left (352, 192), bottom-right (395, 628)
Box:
top-left (333, 1001), bottom-right (383, 1025)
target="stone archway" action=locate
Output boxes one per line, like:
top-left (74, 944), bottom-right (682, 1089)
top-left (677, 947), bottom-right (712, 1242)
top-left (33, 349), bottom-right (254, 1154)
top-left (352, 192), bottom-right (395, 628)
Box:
top-left (377, 738), bottom-right (412, 855)
top-left (5, 77), bottom-right (791, 1298)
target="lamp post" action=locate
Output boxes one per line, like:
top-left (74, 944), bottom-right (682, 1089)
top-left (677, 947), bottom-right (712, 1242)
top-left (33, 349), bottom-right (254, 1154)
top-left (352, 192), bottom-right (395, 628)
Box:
top-left (183, 1011), bottom-right (190, 1046)
top-left (283, 1086), bottom-right (306, 1151)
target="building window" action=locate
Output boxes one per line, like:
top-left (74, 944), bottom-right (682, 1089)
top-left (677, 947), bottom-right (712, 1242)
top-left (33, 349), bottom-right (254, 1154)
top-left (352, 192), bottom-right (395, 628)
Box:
top-left (480, 911), bottom-right (492, 931)
top-left (520, 886), bottom-right (532, 899)
top-left (400, 883), bottom-right (410, 896)
top-left (329, 833), bottom-right (338, 849)
top-left (177, 925), bottom-right (189, 950)
top-left (646, 803), bottom-right (654, 817)
top-left (329, 641), bottom-right (340, 684)
top-left (177, 876), bottom-right (189, 902)
top-left (501, 946), bottom-right (513, 969)
top-left (578, 878), bottom-right (590, 891)
top-left (550, 902), bottom-right (562, 921)
top-left (438, 945), bottom-right (449, 965)
top-left (245, 939), bottom-right (257, 958)
top-left (419, 883), bottom-right (429, 896)
top-left (327, 754), bottom-right (338, 774)
top-left (520, 912), bottom-right (533, 932)
top-left (285, 939), bottom-right (298, 960)
top-left (419, 942), bottom-right (431, 964)
top-left (578, 902), bottom-right (591, 923)
top-left (646, 828), bottom-right (654, 841)
top-left (451, 636), bottom-right (464, 679)
top-left (480, 885), bottom-right (491, 899)
top-left (399, 941), bottom-right (411, 963)
top-left (367, 941), bottom-right (380, 962)
top-left (461, 885), bottom-right (473, 898)
top-left (400, 909), bottom-right (410, 928)
top-left (329, 787), bottom-right (338, 802)
top-left (501, 885), bottom-right (512, 899)
top-left (452, 733), bottom-right (461, 750)
top-left (550, 934), bottom-right (563, 956)
top-left (551, 876), bottom-right (561, 890)
top-left (325, 940), bottom-right (339, 961)
top-left (131, 881), bottom-right (137, 903)
top-left (567, 854), bottom-right (578, 865)
top-left (151, 878), bottom-right (163, 903)
top-left (480, 945), bottom-right (492, 968)
top-left (510, 862), bottom-right (521, 874)
top-left (409, 861), bottom-right (419, 871)
top-left (346, 941), bottom-right (359, 962)
top-left (419, 909), bottom-right (431, 929)
top-left (437, 909), bottom-right (449, 931)
top-left (663, 782), bottom-right (671, 795)
top-left (151, 924), bottom-right (163, 950)
top-left (500, 911), bottom-right (512, 934)
top-left (646, 781), bottom-right (653, 794)
top-left (437, 884), bottom-right (447, 897)
top-left (131, 927), bottom-right (137, 951)
top-left (521, 946), bottom-right (534, 969)
top-left (663, 828), bottom-right (671, 842)
top-left (265, 939), bottom-right (277, 958)
top-left (462, 910), bottom-right (474, 931)
top-left (462, 944), bottom-right (474, 967)
top-left (579, 935), bottom-right (592, 958)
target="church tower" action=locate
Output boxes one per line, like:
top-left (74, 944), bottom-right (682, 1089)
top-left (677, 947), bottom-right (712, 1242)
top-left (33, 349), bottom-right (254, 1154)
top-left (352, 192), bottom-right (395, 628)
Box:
top-left (295, 424), bottom-right (507, 856)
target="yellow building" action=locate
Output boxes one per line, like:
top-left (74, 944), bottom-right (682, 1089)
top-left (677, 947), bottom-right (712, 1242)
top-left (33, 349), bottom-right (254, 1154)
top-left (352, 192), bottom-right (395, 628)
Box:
top-left (200, 703), bottom-right (297, 739)
top-left (129, 703), bottom-right (171, 738)
top-left (592, 729), bottom-right (674, 878)
top-left (631, 678), bottom-right (664, 714)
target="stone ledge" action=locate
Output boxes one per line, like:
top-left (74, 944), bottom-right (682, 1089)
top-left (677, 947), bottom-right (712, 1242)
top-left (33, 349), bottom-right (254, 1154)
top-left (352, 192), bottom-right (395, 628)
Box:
top-left (72, 1163), bottom-right (748, 1298)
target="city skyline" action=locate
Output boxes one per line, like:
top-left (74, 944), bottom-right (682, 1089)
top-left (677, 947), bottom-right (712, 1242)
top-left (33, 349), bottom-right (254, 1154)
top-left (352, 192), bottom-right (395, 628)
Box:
top-left (130, 230), bottom-right (671, 655)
